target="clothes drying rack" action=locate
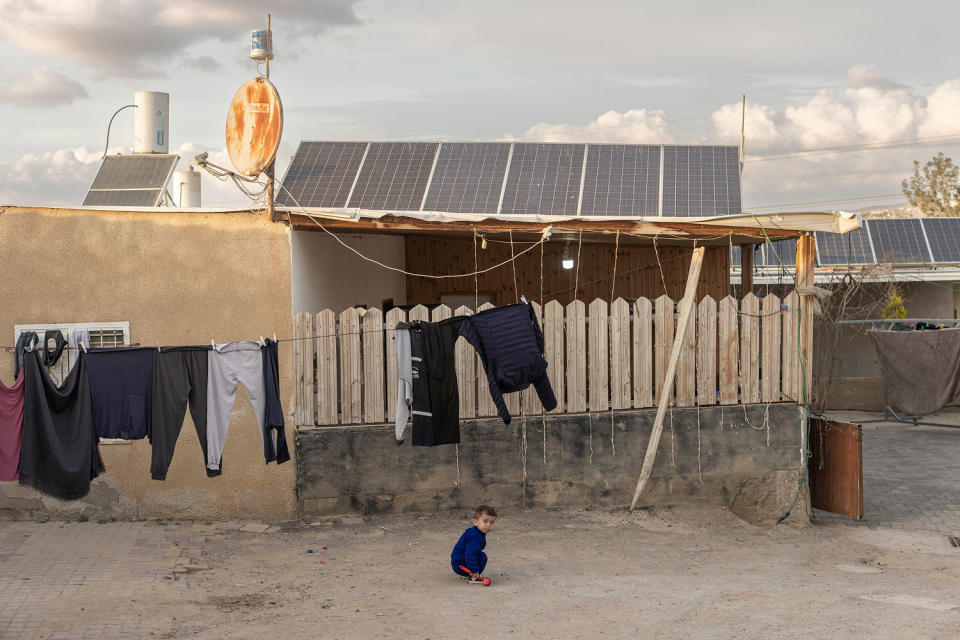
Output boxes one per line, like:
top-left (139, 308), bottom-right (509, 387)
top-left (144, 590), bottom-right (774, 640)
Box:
top-left (838, 318), bottom-right (960, 428)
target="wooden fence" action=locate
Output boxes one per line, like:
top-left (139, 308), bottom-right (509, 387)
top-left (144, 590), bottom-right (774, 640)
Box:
top-left (292, 291), bottom-right (804, 426)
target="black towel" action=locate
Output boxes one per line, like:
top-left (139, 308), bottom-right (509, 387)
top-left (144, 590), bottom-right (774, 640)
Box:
top-left (19, 351), bottom-right (104, 501)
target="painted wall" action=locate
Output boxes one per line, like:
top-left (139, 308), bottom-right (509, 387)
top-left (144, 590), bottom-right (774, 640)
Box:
top-left (291, 230), bottom-right (406, 313)
top-left (297, 403), bottom-right (808, 525)
top-left (0, 206), bottom-right (295, 521)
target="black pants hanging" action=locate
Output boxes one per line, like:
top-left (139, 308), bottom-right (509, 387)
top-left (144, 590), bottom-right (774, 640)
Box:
top-left (150, 346), bottom-right (218, 480)
top-left (411, 317), bottom-right (463, 447)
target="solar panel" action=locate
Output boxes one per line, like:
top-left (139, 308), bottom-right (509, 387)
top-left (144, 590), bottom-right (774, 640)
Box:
top-left (661, 145), bottom-right (741, 217)
top-left (730, 244), bottom-right (764, 266)
top-left (763, 239), bottom-right (797, 267)
top-left (347, 142), bottom-right (437, 211)
top-left (815, 228), bottom-right (874, 265)
top-left (277, 141), bottom-right (367, 208)
top-left (579, 144), bottom-right (660, 216)
top-left (83, 154), bottom-right (178, 207)
top-left (422, 143), bottom-right (510, 213)
top-left (867, 219), bottom-right (931, 264)
top-left (500, 143), bottom-right (584, 216)
top-left (921, 218), bottom-right (960, 263)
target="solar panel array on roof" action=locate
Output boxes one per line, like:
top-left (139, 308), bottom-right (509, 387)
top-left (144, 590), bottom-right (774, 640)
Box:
top-left (277, 141), bottom-right (367, 208)
top-left (347, 142), bottom-right (437, 211)
top-left (921, 218), bottom-right (960, 263)
top-left (500, 143), bottom-right (584, 215)
top-left (815, 228), bottom-right (874, 265)
top-left (580, 144), bottom-right (660, 216)
top-left (278, 141), bottom-right (742, 216)
top-left (867, 218), bottom-right (931, 263)
top-left (762, 239), bottom-right (797, 267)
top-left (83, 154), bottom-right (178, 207)
top-left (661, 146), bottom-right (741, 217)
top-left (422, 142), bottom-right (510, 213)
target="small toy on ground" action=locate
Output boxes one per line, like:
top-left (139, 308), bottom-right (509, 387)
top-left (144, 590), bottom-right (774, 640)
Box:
top-left (459, 565), bottom-right (491, 586)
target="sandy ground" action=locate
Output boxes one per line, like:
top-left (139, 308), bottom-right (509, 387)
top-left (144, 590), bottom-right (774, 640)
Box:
top-left (128, 505), bottom-right (960, 640)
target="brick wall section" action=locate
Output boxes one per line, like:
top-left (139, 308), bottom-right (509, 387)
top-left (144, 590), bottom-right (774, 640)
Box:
top-left (297, 403), bottom-right (807, 523)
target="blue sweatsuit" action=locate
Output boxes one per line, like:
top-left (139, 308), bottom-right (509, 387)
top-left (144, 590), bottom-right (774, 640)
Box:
top-left (451, 526), bottom-right (487, 576)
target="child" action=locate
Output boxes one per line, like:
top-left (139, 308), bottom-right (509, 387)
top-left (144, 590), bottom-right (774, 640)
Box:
top-left (451, 505), bottom-right (497, 582)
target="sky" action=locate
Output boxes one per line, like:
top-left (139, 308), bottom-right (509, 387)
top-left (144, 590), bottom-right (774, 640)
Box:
top-left (1, 0), bottom-right (959, 212)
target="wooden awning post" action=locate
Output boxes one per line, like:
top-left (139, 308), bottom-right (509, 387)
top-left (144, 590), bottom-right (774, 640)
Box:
top-left (630, 246), bottom-right (706, 510)
top-left (740, 244), bottom-right (754, 295)
top-left (796, 233), bottom-right (815, 403)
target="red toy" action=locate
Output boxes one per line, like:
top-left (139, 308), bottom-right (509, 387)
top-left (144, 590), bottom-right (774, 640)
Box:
top-left (459, 565), bottom-right (491, 586)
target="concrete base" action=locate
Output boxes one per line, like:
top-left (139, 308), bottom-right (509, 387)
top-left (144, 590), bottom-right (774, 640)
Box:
top-left (296, 403), bottom-right (809, 525)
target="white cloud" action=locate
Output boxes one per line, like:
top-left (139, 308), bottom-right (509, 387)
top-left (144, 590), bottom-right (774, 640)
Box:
top-left (918, 80), bottom-right (960, 138)
top-left (711, 102), bottom-right (779, 150)
top-left (0, 66), bottom-right (88, 107)
top-left (516, 109), bottom-right (676, 143)
top-left (0, 0), bottom-right (362, 76)
top-left (0, 146), bottom-right (102, 206)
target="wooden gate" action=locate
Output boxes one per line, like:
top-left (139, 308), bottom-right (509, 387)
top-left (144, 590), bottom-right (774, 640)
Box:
top-left (809, 417), bottom-right (863, 519)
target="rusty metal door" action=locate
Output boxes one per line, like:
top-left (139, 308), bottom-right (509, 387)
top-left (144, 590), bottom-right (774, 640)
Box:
top-left (809, 417), bottom-right (863, 519)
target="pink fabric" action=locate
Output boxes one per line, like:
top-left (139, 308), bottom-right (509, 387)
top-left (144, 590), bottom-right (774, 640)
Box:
top-left (0, 372), bottom-right (25, 481)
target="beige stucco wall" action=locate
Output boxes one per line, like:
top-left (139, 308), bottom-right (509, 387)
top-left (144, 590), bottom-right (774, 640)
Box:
top-left (0, 206), bottom-right (295, 521)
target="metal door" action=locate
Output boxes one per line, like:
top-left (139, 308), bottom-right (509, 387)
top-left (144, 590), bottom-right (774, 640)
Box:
top-left (809, 417), bottom-right (863, 519)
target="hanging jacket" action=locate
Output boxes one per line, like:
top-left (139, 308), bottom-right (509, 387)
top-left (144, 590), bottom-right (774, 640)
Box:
top-left (14, 331), bottom-right (38, 379)
top-left (458, 302), bottom-right (557, 424)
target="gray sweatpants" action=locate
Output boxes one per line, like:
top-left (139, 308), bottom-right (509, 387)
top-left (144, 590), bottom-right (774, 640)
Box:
top-left (394, 326), bottom-right (412, 442)
top-left (206, 341), bottom-right (265, 472)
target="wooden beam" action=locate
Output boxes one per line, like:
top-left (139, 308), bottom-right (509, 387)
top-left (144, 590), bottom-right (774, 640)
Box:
top-left (629, 246), bottom-right (706, 510)
top-left (740, 244), bottom-right (754, 295)
top-left (796, 233), bottom-right (815, 403)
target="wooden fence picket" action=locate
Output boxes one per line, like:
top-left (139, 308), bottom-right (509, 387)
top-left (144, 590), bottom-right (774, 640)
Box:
top-left (740, 293), bottom-right (760, 403)
top-left (385, 307), bottom-right (405, 423)
top-left (761, 294), bottom-right (782, 402)
top-left (633, 297), bottom-right (653, 408)
top-left (697, 296), bottom-right (717, 405)
top-left (339, 307), bottom-right (362, 424)
top-left (316, 309), bottom-right (337, 424)
top-left (543, 300), bottom-right (565, 413)
top-left (408, 305), bottom-right (429, 322)
top-left (362, 308), bottom-right (384, 423)
top-left (292, 312), bottom-right (304, 424)
top-left (588, 298), bottom-right (609, 412)
top-left (610, 298), bottom-right (630, 410)
top-left (718, 296), bottom-right (739, 405)
top-left (655, 295), bottom-right (675, 406)
top-left (781, 291), bottom-right (800, 401)
top-left (454, 306), bottom-right (476, 419)
top-left (566, 299), bottom-right (587, 413)
top-left (676, 300), bottom-right (697, 407)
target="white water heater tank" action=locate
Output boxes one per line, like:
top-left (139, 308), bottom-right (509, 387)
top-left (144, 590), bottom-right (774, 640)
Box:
top-left (173, 166), bottom-right (201, 207)
top-left (133, 91), bottom-right (169, 153)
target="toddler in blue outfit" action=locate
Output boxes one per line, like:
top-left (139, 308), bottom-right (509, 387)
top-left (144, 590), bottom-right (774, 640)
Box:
top-left (450, 505), bottom-right (497, 581)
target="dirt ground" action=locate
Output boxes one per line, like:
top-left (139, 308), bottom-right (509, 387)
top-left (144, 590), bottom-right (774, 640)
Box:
top-left (159, 507), bottom-right (960, 638)
top-left (4, 504), bottom-right (960, 639)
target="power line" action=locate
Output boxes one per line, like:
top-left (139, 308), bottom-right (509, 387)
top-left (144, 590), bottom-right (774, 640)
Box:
top-left (746, 193), bottom-right (905, 210)
top-left (745, 133), bottom-right (960, 162)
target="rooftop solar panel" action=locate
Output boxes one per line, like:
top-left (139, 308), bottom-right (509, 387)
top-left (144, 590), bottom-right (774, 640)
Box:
top-left (347, 142), bottom-right (437, 211)
top-left (921, 218), bottom-right (960, 263)
top-left (277, 141), bottom-right (367, 208)
top-left (83, 154), bottom-right (178, 207)
top-left (867, 218), bottom-right (931, 264)
top-left (661, 145), bottom-right (741, 217)
top-left (422, 142), bottom-right (510, 213)
top-left (815, 228), bottom-right (874, 265)
top-left (579, 144), bottom-right (660, 216)
top-left (500, 143), bottom-right (584, 216)
top-left (763, 239), bottom-right (797, 267)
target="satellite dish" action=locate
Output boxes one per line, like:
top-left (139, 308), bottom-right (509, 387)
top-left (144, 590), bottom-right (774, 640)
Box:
top-left (225, 77), bottom-right (283, 177)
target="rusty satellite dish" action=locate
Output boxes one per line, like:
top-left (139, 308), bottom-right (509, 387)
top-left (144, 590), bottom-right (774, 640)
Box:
top-left (225, 77), bottom-right (283, 177)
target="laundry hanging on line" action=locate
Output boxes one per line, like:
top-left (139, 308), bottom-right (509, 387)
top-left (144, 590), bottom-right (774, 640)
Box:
top-left (0, 370), bottom-right (24, 482)
top-left (85, 347), bottom-right (156, 440)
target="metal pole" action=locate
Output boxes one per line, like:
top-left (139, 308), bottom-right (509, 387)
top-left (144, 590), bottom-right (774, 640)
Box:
top-left (264, 13), bottom-right (277, 221)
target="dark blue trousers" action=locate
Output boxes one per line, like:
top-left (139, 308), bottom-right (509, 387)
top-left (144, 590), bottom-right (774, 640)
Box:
top-left (452, 551), bottom-right (487, 576)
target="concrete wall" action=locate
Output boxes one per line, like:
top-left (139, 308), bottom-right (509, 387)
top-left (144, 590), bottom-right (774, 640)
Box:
top-left (0, 206), bottom-right (295, 521)
top-left (820, 281), bottom-right (958, 410)
top-left (297, 404), bottom-right (808, 525)
top-left (291, 230), bottom-right (406, 313)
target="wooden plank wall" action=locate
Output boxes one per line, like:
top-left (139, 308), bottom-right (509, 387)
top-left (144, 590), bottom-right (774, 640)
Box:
top-left (403, 235), bottom-right (729, 306)
top-left (292, 291), bottom-right (801, 425)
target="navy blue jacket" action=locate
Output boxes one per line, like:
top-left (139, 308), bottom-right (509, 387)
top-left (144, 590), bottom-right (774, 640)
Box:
top-left (451, 526), bottom-right (486, 573)
top-left (458, 302), bottom-right (557, 424)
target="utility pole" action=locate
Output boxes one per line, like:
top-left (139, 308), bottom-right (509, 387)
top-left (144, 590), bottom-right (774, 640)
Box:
top-left (740, 94), bottom-right (746, 170)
